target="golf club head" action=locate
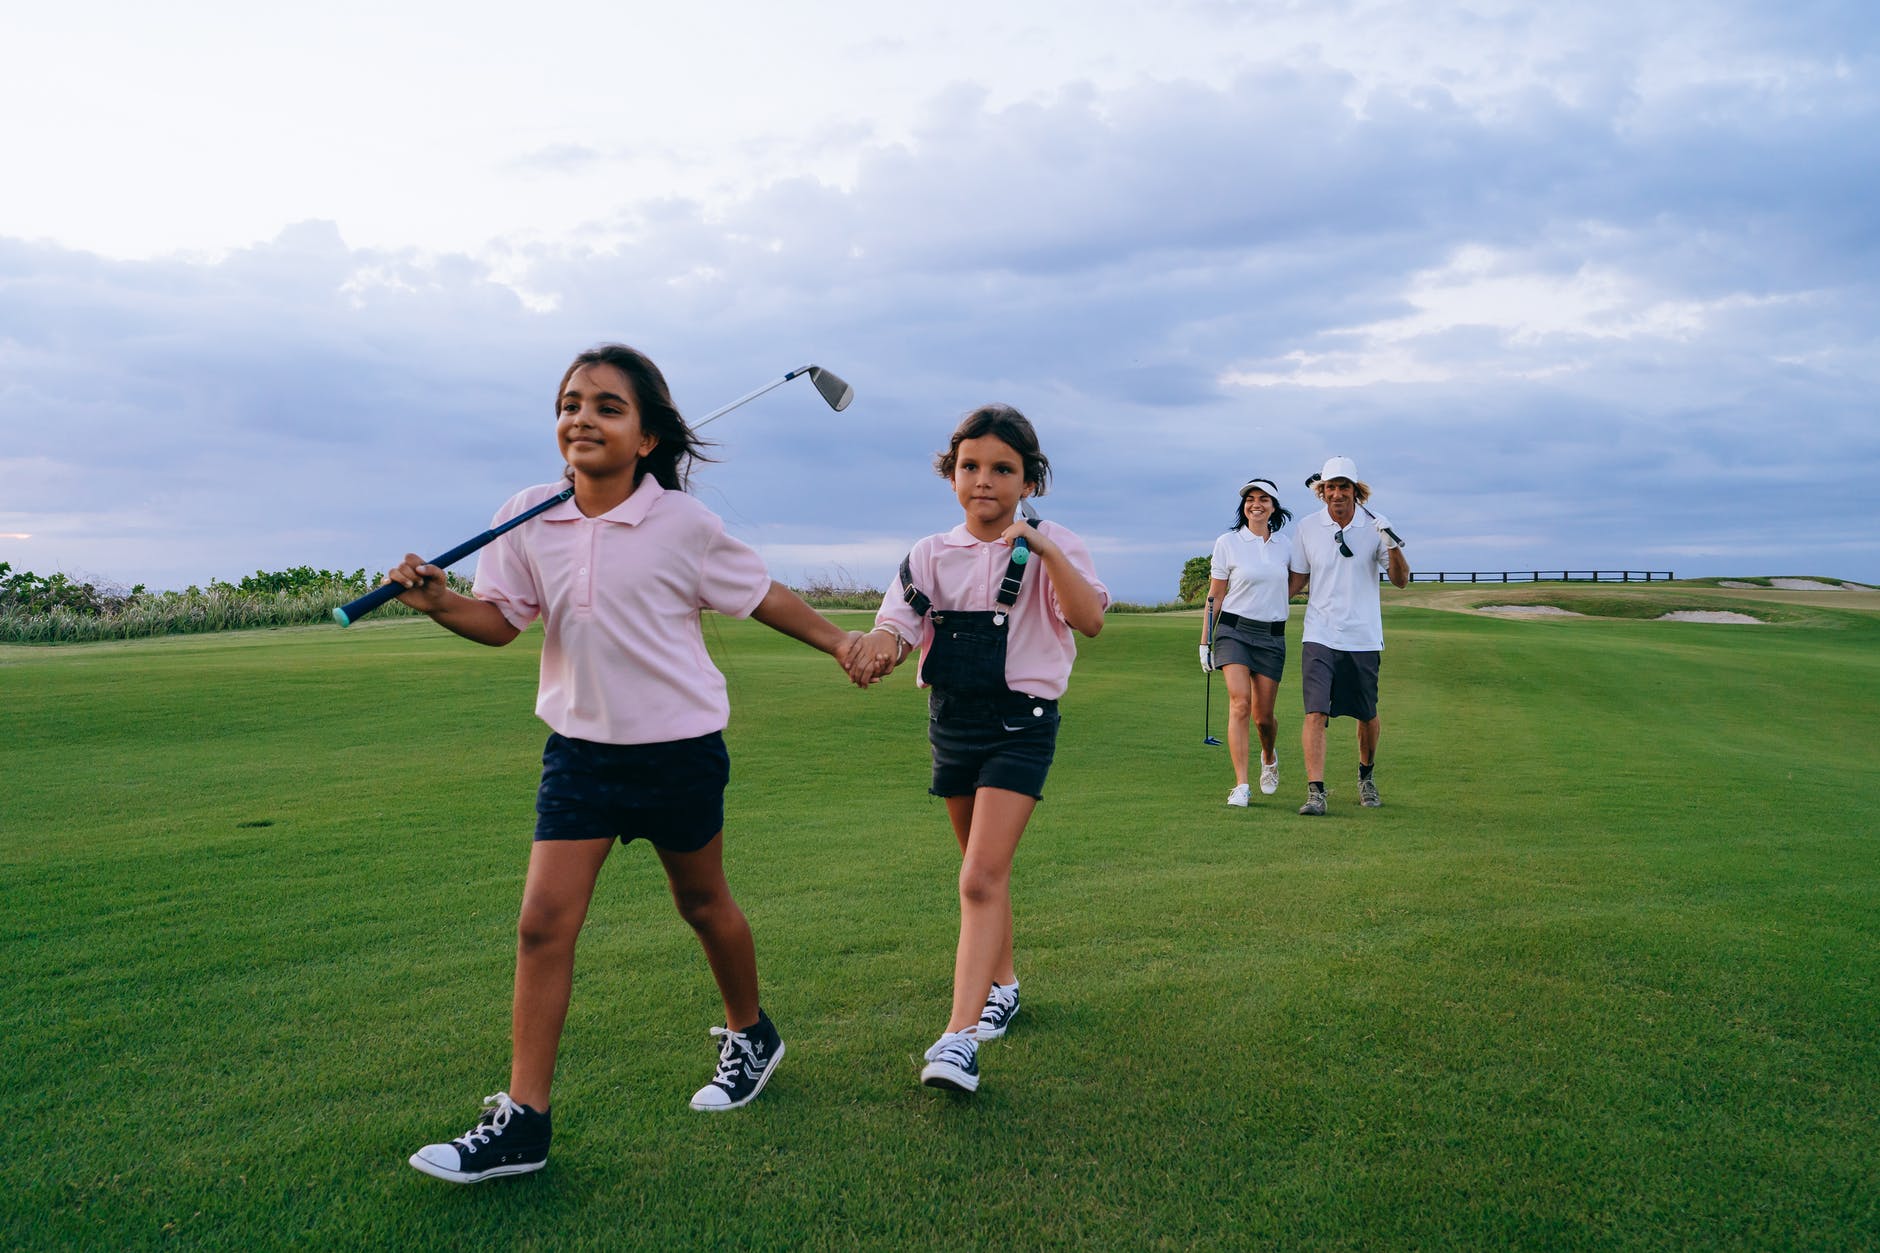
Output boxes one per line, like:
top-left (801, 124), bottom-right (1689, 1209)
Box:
top-left (1204, 735), bottom-right (1223, 746)
top-left (1304, 473), bottom-right (1322, 489)
top-left (807, 366), bottom-right (854, 413)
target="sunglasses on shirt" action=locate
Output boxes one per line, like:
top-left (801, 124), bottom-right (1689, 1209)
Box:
top-left (1333, 527), bottom-right (1354, 558)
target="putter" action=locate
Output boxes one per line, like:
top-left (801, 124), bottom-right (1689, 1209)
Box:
top-left (1202, 595), bottom-right (1223, 746)
top-left (1303, 472), bottom-right (1403, 547)
top-left (332, 363), bottom-right (856, 627)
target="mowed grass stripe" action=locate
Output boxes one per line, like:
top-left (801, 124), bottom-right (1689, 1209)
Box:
top-left (3, 601), bottom-right (1876, 1248)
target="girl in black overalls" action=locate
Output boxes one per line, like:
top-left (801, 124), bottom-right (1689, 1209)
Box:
top-left (850, 404), bottom-right (1107, 1093)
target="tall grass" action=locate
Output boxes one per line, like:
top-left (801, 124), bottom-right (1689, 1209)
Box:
top-left (0, 586), bottom-right (421, 643)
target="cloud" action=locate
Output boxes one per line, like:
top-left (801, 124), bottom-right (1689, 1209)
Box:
top-left (3, 12), bottom-right (1878, 598)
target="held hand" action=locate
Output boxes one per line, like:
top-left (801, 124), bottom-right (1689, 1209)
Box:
top-left (387, 553), bottom-right (452, 613)
top-left (835, 630), bottom-right (869, 683)
top-left (1000, 518), bottom-right (1048, 557)
top-left (843, 629), bottom-right (900, 687)
top-left (1199, 643), bottom-right (1215, 673)
top-left (1371, 514), bottom-right (1405, 550)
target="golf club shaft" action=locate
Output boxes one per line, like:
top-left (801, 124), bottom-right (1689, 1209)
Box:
top-left (1203, 596), bottom-right (1217, 744)
top-left (1358, 503), bottom-right (1404, 547)
top-left (693, 374), bottom-right (797, 429)
top-left (332, 486), bottom-right (575, 626)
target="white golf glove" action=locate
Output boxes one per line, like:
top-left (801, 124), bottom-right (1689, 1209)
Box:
top-left (1371, 513), bottom-right (1404, 550)
top-left (1198, 644), bottom-right (1215, 673)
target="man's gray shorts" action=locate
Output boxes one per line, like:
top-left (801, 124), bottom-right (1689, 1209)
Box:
top-left (1300, 641), bottom-right (1380, 721)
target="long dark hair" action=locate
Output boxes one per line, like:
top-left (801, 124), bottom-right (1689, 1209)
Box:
top-left (1228, 480), bottom-right (1291, 534)
top-left (556, 344), bottom-right (715, 491)
top-left (933, 403), bottom-right (1051, 495)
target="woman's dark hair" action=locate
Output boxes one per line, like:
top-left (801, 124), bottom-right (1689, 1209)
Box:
top-left (1228, 482), bottom-right (1291, 534)
top-left (556, 343), bottom-right (715, 491)
top-left (933, 403), bottom-right (1051, 496)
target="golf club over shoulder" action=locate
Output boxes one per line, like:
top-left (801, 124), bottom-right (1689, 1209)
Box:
top-left (334, 363), bottom-right (856, 628)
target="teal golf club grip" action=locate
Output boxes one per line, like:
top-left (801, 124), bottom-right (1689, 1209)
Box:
top-left (332, 486), bottom-right (574, 627)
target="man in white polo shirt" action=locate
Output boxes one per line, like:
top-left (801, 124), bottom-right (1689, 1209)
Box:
top-left (1286, 456), bottom-right (1410, 816)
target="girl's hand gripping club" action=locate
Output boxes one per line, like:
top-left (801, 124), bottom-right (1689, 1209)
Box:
top-left (332, 485), bottom-right (576, 626)
top-left (1012, 500), bottom-right (1041, 565)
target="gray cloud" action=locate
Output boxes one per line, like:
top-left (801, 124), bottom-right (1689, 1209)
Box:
top-left (4, 21), bottom-right (1877, 597)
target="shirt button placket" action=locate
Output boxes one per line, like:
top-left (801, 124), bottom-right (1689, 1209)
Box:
top-left (578, 524), bottom-right (595, 615)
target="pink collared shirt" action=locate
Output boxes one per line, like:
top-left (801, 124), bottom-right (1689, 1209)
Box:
top-left (473, 478), bottom-right (772, 745)
top-left (873, 521), bottom-right (1108, 700)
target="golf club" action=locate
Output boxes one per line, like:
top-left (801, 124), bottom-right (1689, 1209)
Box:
top-left (1303, 472), bottom-right (1404, 547)
top-left (332, 363), bottom-right (856, 627)
top-left (1013, 499), bottom-right (1040, 565)
top-left (1202, 595), bottom-right (1223, 746)
top-left (694, 365), bottom-right (853, 429)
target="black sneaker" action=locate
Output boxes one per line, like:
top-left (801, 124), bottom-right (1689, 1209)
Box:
top-left (977, 981), bottom-right (1020, 1040)
top-left (690, 1010), bottom-right (785, 1110)
top-left (408, 1092), bottom-right (551, 1184)
top-left (920, 1029), bottom-right (980, 1092)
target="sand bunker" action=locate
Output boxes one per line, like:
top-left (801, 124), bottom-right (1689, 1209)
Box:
top-left (1718, 581), bottom-right (1761, 589)
top-left (1658, 610), bottom-right (1764, 624)
top-left (1477, 605), bottom-right (1584, 616)
top-left (1768, 578), bottom-right (1863, 591)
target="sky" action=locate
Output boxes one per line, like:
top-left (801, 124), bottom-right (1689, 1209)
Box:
top-left (2, 0), bottom-right (1876, 602)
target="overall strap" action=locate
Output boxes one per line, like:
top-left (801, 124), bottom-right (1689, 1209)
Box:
top-left (898, 555), bottom-right (932, 617)
top-left (902, 527), bottom-right (1034, 618)
top-left (997, 511), bottom-right (1039, 608)
top-left (996, 546), bottom-right (1028, 608)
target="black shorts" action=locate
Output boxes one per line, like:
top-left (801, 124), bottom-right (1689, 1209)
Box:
top-left (534, 731), bottom-right (729, 852)
top-left (1300, 642), bottom-right (1381, 721)
top-left (1212, 617), bottom-right (1287, 682)
top-left (927, 689), bottom-right (1060, 800)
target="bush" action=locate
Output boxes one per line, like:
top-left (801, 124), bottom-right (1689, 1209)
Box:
top-left (232, 566), bottom-right (376, 596)
top-left (1179, 555), bottom-right (1211, 604)
top-left (0, 562), bottom-right (108, 616)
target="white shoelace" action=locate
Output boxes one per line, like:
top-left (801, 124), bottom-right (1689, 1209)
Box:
top-left (453, 1092), bottom-right (522, 1149)
top-left (708, 1025), bottom-right (760, 1086)
top-left (985, 983), bottom-right (1018, 1016)
top-left (926, 1029), bottom-right (978, 1067)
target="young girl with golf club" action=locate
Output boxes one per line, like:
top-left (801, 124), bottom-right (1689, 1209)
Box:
top-left (1200, 478), bottom-right (1294, 806)
top-left (848, 404), bottom-right (1107, 1093)
top-left (390, 343), bottom-right (867, 1183)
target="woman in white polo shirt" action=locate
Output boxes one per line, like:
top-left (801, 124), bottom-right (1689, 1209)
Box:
top-left (1200, 477), bottom-right (1294, 806)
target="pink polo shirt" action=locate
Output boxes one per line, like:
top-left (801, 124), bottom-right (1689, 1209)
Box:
top-left (472, 478), bottom-right (772, 745)
top-left (872, 521), bottom-right (1108, 700)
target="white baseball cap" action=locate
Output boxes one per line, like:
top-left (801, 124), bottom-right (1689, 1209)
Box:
top-left (1317, 455), bottom-right (1359, 484)
top-left (1239, 477), bottom-right (1282, 502)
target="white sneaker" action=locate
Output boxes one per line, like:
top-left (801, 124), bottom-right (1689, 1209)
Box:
top-left (920, 1029), bottom-right (980, 1092)
top-left (1226, 783), bottom-right (1252, 807)
top-left (1259, 758), bottom-right (1280, 795)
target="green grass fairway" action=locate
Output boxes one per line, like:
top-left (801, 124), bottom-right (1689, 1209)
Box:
top-left (5, 592), bottom-right (1878, 1248)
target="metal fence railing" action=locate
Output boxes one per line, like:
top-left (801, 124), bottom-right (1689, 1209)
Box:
top-left (1395, 570), bottom-right (1676, 584)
